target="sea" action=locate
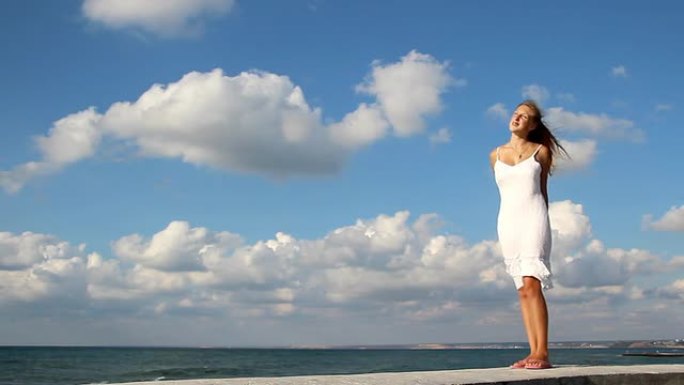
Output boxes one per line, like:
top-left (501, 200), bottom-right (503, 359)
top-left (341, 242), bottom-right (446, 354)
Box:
top-left (1, 346), bottom-right (683, 385)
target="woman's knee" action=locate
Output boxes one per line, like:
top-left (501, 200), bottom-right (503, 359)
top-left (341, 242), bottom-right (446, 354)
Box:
top-left (518, 276), bottom-right (542, 298)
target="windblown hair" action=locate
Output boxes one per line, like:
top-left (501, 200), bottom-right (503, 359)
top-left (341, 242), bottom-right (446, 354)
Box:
top-left (518, 99), bottom-right (568, 173)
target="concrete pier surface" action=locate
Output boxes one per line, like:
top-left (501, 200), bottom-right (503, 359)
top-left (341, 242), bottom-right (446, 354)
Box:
top-left (115, 364), bottom-right (684, 385)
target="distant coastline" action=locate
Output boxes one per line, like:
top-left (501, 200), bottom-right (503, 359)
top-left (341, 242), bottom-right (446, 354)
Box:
top-left (2, 339), bottom-right (683, 350)
top-left (287, 339), bottom-right (684, 350)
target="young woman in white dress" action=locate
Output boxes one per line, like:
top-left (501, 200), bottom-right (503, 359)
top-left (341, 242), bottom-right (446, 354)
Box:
top-left (489, 100), bottom-right (566, 370)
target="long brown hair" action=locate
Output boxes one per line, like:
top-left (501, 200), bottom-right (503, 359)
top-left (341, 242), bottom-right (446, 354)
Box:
top-left (519, 99), bottom-right (568, 172)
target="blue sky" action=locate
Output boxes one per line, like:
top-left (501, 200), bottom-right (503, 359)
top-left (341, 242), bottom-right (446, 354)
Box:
top-left (1, 0), bottom-right (683, 347)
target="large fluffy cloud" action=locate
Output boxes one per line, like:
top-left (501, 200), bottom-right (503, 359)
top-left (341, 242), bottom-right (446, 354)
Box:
top-left (1, 51), bottom-right (453, 193)
top-left (101, 69), bottom-right (342, 176)
top-left (549, 201), bottom-right (664, 289)
top-left (82, 0), bottom-right (235, 37)
top-left (357, 50), bottom-right (458, 136)
top-left (1, 201), bottom-right (680, 328)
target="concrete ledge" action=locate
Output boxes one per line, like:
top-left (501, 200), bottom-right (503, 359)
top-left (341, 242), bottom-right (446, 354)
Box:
top-left (116, 364), bottom-right (684, 385)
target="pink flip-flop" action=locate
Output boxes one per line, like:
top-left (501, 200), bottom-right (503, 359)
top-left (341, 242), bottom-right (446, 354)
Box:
top-left (509, 359), bottom-right (528, 369)
top-left (525, 359), bottom-right (553, 369)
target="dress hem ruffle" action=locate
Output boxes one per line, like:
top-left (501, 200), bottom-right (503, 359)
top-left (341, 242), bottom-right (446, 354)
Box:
top-left (504, 254), bottom-right (553, 290)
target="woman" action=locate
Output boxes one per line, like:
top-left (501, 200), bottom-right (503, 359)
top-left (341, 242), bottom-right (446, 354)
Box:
top-left (489, 100), bottom-right (566, 370)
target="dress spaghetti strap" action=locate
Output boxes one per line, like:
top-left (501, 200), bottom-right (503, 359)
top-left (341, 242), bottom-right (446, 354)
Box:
top-left (531, 144), bottom-right (543, 156)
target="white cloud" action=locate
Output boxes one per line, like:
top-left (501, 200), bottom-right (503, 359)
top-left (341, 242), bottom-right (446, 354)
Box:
top-left (643, 205), bottom-right (684, 232)
top-left (657, 279), bottom-right (684, 301)
top-left (1, 201), bottom-right (680, 344)
top-left (1, 52), bottom-right (455, 193)
top-left (101, 69), bottom-right (342, 176)
top-left (82, 0), bottom-right (235, 37)
top-left (0, 231), bottom-right (86, 271)
top-left (429, 128), bottom-right (451, 145)
top-left (655, 104), bottom-right (672, 112)
top-left (486, 103), bottom-right (508, 121)
top-left (548, 201), bottom-right (664, 289)
top-left (0, 108), bottom-right (102, 194)
top-left (545, 107), bottom-right (644, 141)
top-left (328, 103), bottom-right (389, 149)
top-left (36, 108), bottom-right (103, 164)
top-left (0, 232), bottom-right (88, 304)
top-left (0, 201), bottom-right (674, 322)
top-left (549, 200), bottom-right (592, 253)
top-left (294, 212), bottom-right (506, 307)
top-left (612, 65), bottom-right (628, 78)
top-left (0, 162), bottom-right (56, 195)
top-left (553, 139), bottom-right (597, 173)
top-left (668, 256), bottom-right (684, 269)
top-left (521, 84), bottom-right (550, 104)
top-left (357, 50), bottom-right (456, 136)
top-left (556, 247), bottom-right (662, 288)
top-left (112, 221), bottom-right (242, 272)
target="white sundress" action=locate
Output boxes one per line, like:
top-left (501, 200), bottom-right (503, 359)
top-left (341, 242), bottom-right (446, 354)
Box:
top-left (494, 145), bottom-right (553, 290)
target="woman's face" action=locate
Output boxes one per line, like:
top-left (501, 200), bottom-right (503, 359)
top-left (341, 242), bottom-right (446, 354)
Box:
top-left (509, 105), bottom-right (537, 135)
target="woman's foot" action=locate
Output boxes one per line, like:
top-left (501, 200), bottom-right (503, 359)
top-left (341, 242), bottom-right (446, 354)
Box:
top-left (524, 358), bottom-right (552, 369)
top-left (509, 357), bottom-right (529, 369)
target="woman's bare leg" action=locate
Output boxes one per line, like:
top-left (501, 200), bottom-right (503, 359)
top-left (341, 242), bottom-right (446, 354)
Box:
top-left (519, 276), bottom-right (549, 361)
top-left (518, 288), bottom-right (536, 359)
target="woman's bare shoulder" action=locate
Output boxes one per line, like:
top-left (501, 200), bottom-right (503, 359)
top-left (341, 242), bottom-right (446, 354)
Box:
top-left (489, 146), bottom-right (500, 168)
top-left (489, 147), bottom-right (498, 158)
top-left (536, 144), bottom-right (552, 168)
top-left (537, 144), bottom-right (551, 157)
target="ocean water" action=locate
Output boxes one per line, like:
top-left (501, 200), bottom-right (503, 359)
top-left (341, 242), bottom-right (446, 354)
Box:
top-left (1, 346), bottom-right (683, 385)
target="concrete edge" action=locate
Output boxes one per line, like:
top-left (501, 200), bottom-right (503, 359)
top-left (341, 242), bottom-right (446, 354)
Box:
top-left (110, 364), bottom-right (684, 385)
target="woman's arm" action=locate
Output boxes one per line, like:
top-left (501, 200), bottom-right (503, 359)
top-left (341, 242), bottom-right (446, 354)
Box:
top-left (489, 148), bottom-right (498, 170)
top-left (537, 145), bottom-right (552, 207)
